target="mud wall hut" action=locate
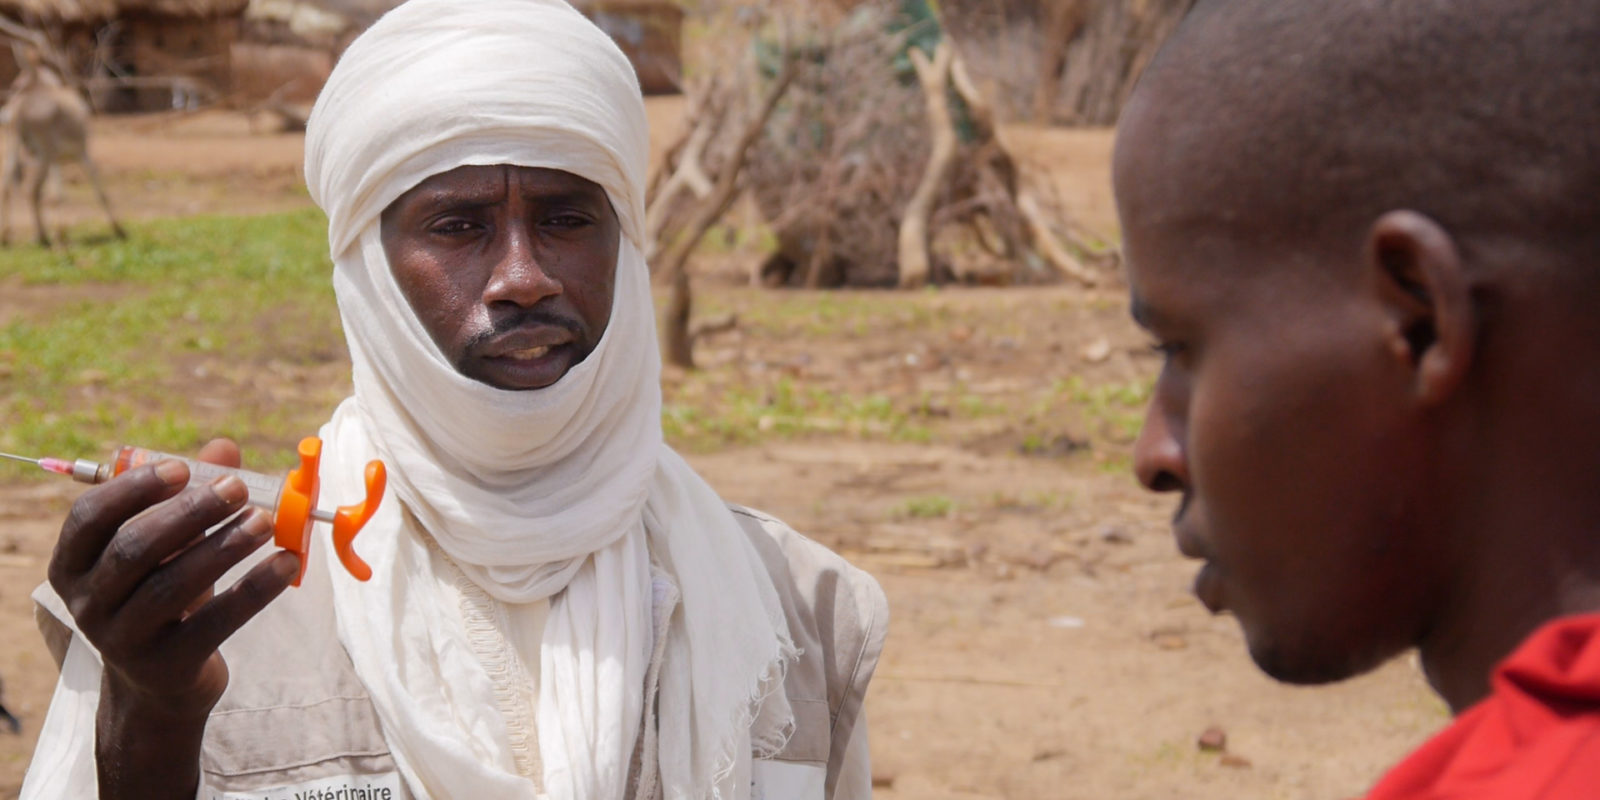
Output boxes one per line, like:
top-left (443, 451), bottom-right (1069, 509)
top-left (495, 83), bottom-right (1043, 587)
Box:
top-left (0, 0), bottom-right (112, 87)
top-left (231, 0), bottom-right (398, 105)
top-left (0, 0), bottom-right (246, 112)
top-left (573, 0), bottom-right (684, 95)
top-left (231, 0), bottom-right (685, 107)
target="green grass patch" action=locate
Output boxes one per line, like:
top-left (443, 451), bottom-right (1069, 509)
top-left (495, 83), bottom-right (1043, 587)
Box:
top-left (892, 494), bottom-right (957, 519)
top-left (699, 290), bottom-right (960, 340)
top-left (662, 375), bottom-right (932, 451)
top-left (1058, 375), bottom-right (1153, 444)
top-left (0, 209), bottom-right (343, 473)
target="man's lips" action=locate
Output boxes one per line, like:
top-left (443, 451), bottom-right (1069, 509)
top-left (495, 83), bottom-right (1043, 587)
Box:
top-left (477, 325), bottom-right (576, 359)
top-left (1173, 525), bottom-right (1207, 560)
top-left (1193, 562), bottom-right (1225, 614)
top-left (1170, 494), bottom-right (1206, 559)
top-left (462, 322), bottom-right (584, 391)
top-left (501, 344), bottom-right (554, 360)
top-left (1170, 501), bottom-right (1225, 613)
top-left (1174, 526), bottom-right (1225, 613)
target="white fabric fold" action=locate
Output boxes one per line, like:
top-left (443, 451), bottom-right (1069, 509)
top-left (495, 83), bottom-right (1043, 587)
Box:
top-left (304, 1), bottom-right (797, 797)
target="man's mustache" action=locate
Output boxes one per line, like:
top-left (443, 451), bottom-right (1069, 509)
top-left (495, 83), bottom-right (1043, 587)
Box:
top-left (461, 310), bottom-right (585, 353)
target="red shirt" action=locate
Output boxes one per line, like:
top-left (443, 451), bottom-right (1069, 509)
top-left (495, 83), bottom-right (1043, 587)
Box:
top-left (1365, 612), bottom-right (1600, 799)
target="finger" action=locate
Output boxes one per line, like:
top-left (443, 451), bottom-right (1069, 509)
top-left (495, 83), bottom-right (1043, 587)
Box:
top-left (114, 508), bottom-right (273, 642)
top-left (180, 438), bottom-right (242, 585)
top-left (195, 438), bottom-right (241, 469)
top-left (83, 475), bottom-right (252, 611)
top-left (174, 550), bottom-right (299, 662)
top-left (49, 460), bottom-right (189, 581)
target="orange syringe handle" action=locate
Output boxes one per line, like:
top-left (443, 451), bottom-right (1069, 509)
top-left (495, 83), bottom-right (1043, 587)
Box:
top-left (272, 437), bottom-right (321, 587)
top-left (330, 460), bottom-right (384, 582)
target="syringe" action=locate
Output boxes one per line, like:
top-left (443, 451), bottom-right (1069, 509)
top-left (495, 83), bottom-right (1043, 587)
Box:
top-left (0, 437), bottom-right (384, 586)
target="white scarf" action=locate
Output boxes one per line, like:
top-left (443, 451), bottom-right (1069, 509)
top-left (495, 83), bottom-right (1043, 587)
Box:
top-left (302, 2), bottom-right (796, 797)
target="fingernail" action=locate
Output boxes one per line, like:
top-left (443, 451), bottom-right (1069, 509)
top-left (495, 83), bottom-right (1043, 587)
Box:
top-left (155, 459), bottom-right (187, 486)
top-left (212, 475), bottom-right (246, 503)
top-left (240, 508), bottom-right (272, 540)
top-left (272, 553), bottom-right (301, 582)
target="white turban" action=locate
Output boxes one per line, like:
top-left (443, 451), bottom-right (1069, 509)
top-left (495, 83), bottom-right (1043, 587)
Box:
top-left (303, 2), bottom-right (795, 798)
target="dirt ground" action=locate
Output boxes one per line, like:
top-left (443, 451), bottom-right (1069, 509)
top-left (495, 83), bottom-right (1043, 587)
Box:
top-left (0, 104), bottom-right (1446, 799)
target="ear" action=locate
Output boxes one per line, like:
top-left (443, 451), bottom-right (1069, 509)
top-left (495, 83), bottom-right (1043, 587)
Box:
top-left (1365, 210), bottom-right (1476, 407)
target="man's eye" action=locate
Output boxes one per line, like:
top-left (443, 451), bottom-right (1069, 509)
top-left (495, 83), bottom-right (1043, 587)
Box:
top-left (545, 214), bottom-right (592, 229)
top-left (429, 219), bottom-right (478, 235)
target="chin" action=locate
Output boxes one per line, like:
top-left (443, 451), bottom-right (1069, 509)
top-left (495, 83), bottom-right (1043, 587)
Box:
top-left (1245, 628), bottom-right (1393, 687)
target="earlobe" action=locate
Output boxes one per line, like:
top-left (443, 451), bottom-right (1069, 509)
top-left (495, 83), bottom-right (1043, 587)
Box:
top-left (1366, 210), bottom-right (1476, 407)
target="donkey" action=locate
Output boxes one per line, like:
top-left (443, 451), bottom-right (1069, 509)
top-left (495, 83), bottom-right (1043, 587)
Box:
top-left (0, 46), bottom-right (125, 246)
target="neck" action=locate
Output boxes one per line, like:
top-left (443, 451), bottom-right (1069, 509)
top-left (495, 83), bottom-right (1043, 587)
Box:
top-left (1416, 335), bottom-right (1600, 713)
top-left (1421, 568), bottom-right (1600, 713)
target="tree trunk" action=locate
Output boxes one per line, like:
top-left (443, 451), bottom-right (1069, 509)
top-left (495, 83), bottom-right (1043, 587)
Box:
top-left (660, 268), bottom-right (694, 370)
top-left (897, 41), bottom-right (957, 290)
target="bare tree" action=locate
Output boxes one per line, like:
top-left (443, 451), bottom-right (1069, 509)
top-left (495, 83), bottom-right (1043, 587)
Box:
top-left (650, 49), bottom-right (799, 369)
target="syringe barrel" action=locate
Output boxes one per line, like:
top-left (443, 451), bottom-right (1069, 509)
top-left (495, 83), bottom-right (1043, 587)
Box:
top-left (109, 446), bottom-right (284, 514)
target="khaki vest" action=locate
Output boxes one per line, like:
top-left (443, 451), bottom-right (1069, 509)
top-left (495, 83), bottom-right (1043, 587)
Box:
top-left (36, 505), bottom-right (887, 800)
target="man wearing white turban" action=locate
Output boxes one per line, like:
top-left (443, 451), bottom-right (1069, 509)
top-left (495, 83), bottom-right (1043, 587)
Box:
top-left (19, 2), bottom-right (886, 799)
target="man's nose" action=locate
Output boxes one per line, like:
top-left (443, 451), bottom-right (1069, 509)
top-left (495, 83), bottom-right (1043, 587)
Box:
top-left (483, 221), bottom-right (562, 308)
top-left (1133, 401), bottom-right (1188, 493)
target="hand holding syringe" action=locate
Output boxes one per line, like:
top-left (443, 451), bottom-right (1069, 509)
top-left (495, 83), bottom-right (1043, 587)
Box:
top-left (2, 437), bottom-right (384, 585)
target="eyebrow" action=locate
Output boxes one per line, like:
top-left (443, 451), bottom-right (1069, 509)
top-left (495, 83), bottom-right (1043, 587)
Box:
top-left (406, 185), bottom-right (502, 210)
top-left (520, 188), bottom-right (608, 207)
top-left (404, 186), bottom-right (607, 213)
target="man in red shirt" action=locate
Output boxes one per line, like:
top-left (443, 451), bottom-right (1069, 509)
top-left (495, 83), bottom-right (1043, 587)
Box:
top-left (1114, 0), bottom-right (1600, 796)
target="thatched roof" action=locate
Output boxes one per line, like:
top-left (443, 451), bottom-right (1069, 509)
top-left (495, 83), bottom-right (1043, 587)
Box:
top-left (0, 0), bottom-right (246, 23)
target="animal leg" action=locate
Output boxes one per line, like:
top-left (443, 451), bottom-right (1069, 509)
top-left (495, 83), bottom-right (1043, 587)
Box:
top-left (0, 134), bottom-right (22, 247)
top-left (0, 155), bottom-right (12, 247)
top-left (81, 157), bottom-right (125, 240)
top-left (27, 159), bottom-right (48, 246)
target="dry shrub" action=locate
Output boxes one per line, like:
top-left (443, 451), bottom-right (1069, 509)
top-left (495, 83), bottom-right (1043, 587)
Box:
top-left (737, 1), bottom-right (999, 287)
top-left (654, 0), bottom-right (1109, 290)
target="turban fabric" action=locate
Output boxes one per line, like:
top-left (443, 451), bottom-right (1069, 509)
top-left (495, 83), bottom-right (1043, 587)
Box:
top-left (304, 1), bottom-right (796, 797)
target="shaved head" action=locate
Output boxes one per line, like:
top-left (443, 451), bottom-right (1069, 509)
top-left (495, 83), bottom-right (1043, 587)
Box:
top-left (1118, 0), bottom-right (1600, 274)
top-left (1117, 0), bottom-right (1600, 702)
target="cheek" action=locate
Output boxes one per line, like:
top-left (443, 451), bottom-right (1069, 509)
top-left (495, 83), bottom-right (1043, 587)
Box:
top-left (1190, 324), bottom-right (1417, 599)
top-left (390, 253), bottom-right (483, 355)
top-left (558, 240), bottom-right (619, 338)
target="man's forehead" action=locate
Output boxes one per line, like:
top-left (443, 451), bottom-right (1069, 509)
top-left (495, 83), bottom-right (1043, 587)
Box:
top-left (402, 165), bottom-right (608, 202)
